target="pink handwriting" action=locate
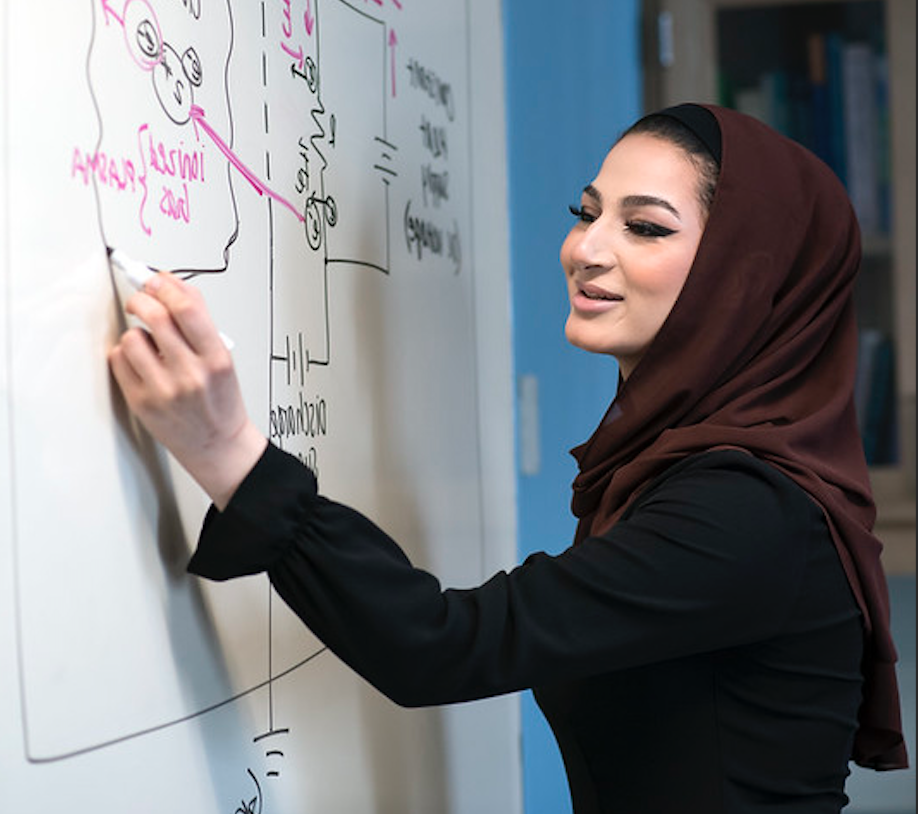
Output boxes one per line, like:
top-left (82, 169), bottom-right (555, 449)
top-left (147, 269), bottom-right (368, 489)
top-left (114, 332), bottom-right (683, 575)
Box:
top-left (280, 0), bottom-right (306, 69)
top-left (304, 0), bottom-right (315, 35)
top-left (389, 29), bottom-right (398, 97)
top-left (72, 147), bottom-right (138, 194)
top-left (138, 123), bottom-right (206, 230)
top-left (142, 128), bottom-right (206, 184)
top-left (72, 124), bottom-right (207, 235)
top-left (160, 182), bottom-right (191, 223)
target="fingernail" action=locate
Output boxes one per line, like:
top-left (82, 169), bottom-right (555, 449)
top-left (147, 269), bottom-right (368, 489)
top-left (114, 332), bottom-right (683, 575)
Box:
top-left (144, 273), bottom-right (163, 293)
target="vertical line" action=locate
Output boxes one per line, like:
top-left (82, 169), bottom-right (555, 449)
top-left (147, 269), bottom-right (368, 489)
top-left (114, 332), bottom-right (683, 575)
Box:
top-left (299, 332), bottom-right (306, 386)
top-left (268, 583), bottom-right (274, 731)
top-left (261, 0), bottom-right (276, 732)
top-left (220, 0), bottom-right (240, 269)
top-left (384, 179), bottom-right (391, 271)
top-left (286, 331), bottom-right (291, 385)
top-left (267, 194), bottom-right (276, 729)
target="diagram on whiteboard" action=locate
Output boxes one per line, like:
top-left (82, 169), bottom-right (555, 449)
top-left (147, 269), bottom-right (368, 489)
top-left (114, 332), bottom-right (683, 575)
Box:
top-left (7, 0), bottom-right (482, 804)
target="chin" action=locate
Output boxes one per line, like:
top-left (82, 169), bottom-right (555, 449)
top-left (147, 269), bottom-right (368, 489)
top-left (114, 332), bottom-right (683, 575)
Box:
top-left (564, 318), bottom-right (613, 356)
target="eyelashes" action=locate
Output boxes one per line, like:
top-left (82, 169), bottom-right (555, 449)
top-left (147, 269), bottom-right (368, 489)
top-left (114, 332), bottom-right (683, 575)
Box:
top-left (569, 204), bottom-right (595, 224)
top-left (626, 221), bottom-right (676, 238)
top-left (568, 205), bottom-right (676, 238)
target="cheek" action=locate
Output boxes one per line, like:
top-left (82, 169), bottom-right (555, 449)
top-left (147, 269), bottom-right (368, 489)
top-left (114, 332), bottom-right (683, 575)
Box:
top-left (638, 248), bottom-right (695, 303)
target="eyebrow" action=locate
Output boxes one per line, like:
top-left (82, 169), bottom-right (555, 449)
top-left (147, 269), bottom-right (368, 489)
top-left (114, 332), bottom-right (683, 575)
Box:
top-left (582, 184), bottom-right (682, 220)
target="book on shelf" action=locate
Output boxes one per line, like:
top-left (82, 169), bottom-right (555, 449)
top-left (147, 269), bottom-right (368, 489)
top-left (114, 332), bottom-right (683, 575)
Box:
top-left (855, 328), bottom-right (899, 466)
top-left (721, 30), bottom-right (891, 241)
top-left (842, 40), bottom-right (881, 235)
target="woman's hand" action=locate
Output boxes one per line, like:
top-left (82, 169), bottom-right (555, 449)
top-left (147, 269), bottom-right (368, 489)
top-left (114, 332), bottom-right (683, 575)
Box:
top-left (108, 273), bottom-right (267, 510)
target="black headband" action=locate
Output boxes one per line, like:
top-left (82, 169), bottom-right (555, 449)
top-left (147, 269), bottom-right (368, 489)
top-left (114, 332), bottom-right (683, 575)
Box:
top-left (655, 103), bottom-right (722, 166)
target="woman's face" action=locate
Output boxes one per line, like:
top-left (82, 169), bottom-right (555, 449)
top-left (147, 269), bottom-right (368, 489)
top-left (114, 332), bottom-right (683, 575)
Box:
top-left (560, 132), bottom-right (708, 380)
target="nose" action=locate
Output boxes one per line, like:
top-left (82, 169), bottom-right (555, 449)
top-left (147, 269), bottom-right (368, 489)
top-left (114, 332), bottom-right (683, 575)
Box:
top-left (563, 218), bottom-right (616, 274)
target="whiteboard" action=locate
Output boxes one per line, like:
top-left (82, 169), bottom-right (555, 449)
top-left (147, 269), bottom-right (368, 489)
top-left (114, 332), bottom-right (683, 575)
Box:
top-left (0, 0), bottom-right (519, 811)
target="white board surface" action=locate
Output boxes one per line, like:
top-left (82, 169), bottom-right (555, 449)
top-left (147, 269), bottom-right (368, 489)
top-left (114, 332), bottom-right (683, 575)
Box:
top-left (0, 0), bottom-right (519, 810)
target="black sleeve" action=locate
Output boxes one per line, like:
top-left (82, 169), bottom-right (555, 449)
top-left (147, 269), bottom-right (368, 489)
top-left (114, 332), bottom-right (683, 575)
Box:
top-left (188, 444), bottom-right (815, 707)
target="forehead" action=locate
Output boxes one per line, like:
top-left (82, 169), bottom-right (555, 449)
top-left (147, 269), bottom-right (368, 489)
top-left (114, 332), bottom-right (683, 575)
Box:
top-left (592, 133), bottom-right (703, 206)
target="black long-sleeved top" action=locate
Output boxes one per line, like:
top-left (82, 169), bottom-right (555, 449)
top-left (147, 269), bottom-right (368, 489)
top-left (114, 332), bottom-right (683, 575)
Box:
top-left (188, 445), bottom-right (865, 813)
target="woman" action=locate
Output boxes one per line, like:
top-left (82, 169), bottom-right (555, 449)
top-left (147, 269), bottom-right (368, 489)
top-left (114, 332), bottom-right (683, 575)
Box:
top-left (109, 104), bottom-right (907, 812)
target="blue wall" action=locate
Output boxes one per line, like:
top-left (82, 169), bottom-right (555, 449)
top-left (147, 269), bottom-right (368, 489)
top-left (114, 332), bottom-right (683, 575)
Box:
top-left (501, 2), bottom-right (642, 811)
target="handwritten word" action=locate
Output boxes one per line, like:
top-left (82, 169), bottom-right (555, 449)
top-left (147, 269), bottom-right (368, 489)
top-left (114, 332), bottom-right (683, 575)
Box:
top-left (295, 137), bottom-right (310, 194)
top-left (141, 126), bottom-right (205, 184)
top-left (160, 182), bottom-right (190, 222)
top-left (420, 117), bottom-right (448, 159)
top-left (270, 392), bottom-right (328, 444)
top-left (404, 200), bottom-right (462, 272)
top-left (404, 199), bottom-right (442, 260)
top-left (406, 58), bottom-right (455, 121)
top-left (421, 164), bottom-right (449, 208)
top-left (72, 148), bottom-right (138, 194)
top-left (139, 124), bottom-right (205, 226)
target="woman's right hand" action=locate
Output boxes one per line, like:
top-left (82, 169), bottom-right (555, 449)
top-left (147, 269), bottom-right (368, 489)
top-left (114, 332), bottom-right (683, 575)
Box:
top-left (108, 272), bottom-right (267, 510)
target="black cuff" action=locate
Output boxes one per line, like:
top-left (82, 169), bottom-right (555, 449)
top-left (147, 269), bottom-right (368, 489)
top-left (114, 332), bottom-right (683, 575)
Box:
top-left (187, 443), bottom-right (318, 581)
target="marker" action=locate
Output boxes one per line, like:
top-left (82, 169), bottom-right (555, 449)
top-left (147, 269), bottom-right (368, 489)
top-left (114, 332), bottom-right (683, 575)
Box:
top-left (107, 248), bottom-right (235, 351)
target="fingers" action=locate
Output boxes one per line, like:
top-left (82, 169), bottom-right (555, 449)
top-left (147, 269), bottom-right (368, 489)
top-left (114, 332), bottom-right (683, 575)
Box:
top-left (145, 273), bottom-right (227, 358)
top-left (125, 291), bottom-right (187, 363)
top-left (111, 273), bottom-right (223, 418)
top-left (108, 327), bottom-right (172, 413)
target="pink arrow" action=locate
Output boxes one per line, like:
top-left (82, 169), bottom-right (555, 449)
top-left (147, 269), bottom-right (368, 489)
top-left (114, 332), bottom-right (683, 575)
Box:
top-left (189, 106), bottom-right (305, 224)
top-left (389, 29), bottom-right (398, 97)
top-left (304, 0), bottom-right (315, 36)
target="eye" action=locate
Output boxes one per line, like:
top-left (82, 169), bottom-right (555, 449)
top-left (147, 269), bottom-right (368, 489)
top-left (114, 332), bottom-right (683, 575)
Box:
top-left (624, 220), bottom-right (676, 238)
top-left (569, 204), bottom-right (597, 224)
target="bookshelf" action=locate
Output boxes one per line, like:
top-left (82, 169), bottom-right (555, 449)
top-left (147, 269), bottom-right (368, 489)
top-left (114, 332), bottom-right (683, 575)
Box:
top-left (642, 0), bottom-right (915, 573)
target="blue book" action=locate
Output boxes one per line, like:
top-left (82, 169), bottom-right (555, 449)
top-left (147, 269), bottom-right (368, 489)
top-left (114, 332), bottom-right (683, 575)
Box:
top-left (862, 335), bottom-right (897, 465)
top-left (825, 31), bottom-right (847, 185)
top-left (807, 32), bottom-right (831, 167)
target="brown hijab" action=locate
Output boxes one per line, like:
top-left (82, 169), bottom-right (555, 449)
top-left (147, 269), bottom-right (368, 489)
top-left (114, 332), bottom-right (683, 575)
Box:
top-left (570, 104), bottom-right (907, 770)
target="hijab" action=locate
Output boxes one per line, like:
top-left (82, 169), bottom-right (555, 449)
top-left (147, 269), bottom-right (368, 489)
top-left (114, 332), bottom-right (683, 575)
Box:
top-left (570, 103), bottom-right (907, 770)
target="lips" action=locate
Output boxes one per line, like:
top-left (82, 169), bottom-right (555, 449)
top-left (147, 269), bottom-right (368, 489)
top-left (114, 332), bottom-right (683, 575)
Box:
top-left (580, 283), bottom-right (622, 301)
top-left (572, 281), bottom-right (623, 313)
